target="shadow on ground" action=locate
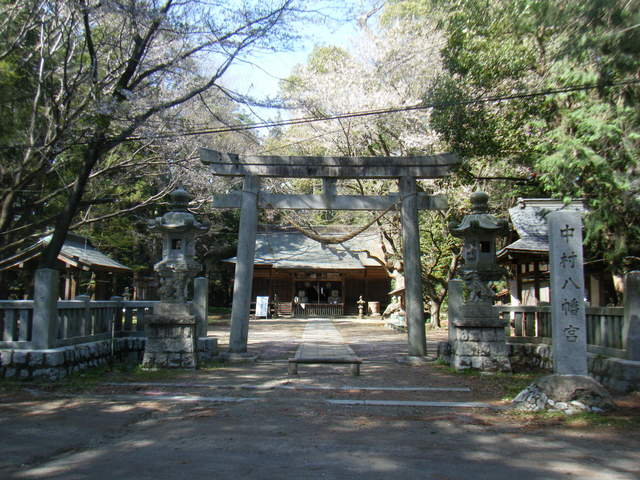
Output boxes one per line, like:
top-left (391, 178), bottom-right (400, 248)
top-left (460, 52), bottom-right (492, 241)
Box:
top-left (1, 317), bottom-right (639, 479)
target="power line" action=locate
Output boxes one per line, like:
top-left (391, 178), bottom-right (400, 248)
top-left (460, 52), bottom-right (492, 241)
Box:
top-left (123, 78), bottom-right (640, 141)
top-left (1, 78), bottom-right (638, 150)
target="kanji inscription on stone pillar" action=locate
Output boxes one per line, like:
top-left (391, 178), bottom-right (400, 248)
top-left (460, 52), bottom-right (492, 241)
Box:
top-left (549, 211), bottom-right (587, 375)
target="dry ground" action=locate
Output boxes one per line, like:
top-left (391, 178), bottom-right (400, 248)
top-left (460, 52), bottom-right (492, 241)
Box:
top-left (1, 317), bottom-right (638, 479)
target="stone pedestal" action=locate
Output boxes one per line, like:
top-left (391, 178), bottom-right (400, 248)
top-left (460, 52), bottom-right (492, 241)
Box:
top-left (367, 301), bottom-right (381, 317)
top-left (451, 304), bottom-right (511, 372)
top-left (142, 303), bottom-right (197, 369)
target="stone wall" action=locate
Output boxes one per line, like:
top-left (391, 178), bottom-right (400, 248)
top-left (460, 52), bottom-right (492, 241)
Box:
top-left (437, 340), bottom-right (640, 393)
top-left (0, 336), bottom-right (218, 381)
top-left (509, 342), bottom-right (553, 370)
top-left (589, 355), bottom-right (640, 393)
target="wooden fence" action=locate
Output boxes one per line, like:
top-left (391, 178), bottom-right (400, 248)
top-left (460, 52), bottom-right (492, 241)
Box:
top-left (498, 305), bottom-right (627, 358)
top-left (293, 303), bottom-right (344, 318)
top-left (0, 298), bottom-right (158, 349)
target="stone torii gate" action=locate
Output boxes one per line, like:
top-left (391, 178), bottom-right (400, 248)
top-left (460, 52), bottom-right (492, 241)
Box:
top-left (200, 148), bottom-right (460, 357)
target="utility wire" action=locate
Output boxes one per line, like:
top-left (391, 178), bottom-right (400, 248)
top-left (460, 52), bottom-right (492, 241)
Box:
top-left (1, 78), bottom-right (638, 150)
top-left (123, 78), bottom-right (640, 141)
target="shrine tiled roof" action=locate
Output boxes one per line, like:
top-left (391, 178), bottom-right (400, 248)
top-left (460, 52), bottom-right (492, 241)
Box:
top-left (225, 227), bottom-right (385, 270)
top-left (57, 234), bottom-right (131, 271)
top-left (498, 198), bottom-right (584, 258)
top-left (0, 233), bottom-right (131, 271)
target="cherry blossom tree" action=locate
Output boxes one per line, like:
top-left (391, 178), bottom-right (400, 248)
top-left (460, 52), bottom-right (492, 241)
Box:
top-left (0, 0), bottom-right (303, 267)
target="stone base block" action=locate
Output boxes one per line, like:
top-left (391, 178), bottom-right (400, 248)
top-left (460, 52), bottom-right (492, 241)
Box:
top-left (436, 341), bottom-right (452, 363)
top-left (395, 355), bottom-right (432, 366)
top-left (142, 352), bottom-right (196, 369)
top-left (221, 352), bottom-right (258, 363)
top-left (452, 325), bottom-right (511, 373)
top-left (197, 337), bottom-right (219, 362)
top-left (143, 311), bottom-right (197, 369)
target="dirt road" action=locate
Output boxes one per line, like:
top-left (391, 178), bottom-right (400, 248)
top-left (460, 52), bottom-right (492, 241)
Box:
top-left (1, 317), bottom-right (638, 479)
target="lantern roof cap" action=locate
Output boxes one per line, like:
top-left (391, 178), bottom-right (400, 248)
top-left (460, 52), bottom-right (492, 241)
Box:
top-left (470, 191), bottom-right (489, 213)
top-left (450, 191), bottom-right (508, 236)
top-left (169, 187), bottom-right (192, 211)
top-left (148, 187), bottom-right (208, 233)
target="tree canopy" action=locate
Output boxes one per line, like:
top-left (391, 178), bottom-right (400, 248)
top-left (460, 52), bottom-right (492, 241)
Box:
top-left (3, 0), bottom-right (638, 312)
top-left (0, 0), bottom-right (301, 269)
top-left (403, 0), bottom-right (640, 269)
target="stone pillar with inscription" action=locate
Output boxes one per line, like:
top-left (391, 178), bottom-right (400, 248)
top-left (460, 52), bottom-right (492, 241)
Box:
top-left (449, 192), bottom-right (511, 372)
top-left (142, 188), bottom-right (209, 369)
top-left (512, 210), bottom-right (615, 413)
top-left (548, 211), bottom-right (588, 375)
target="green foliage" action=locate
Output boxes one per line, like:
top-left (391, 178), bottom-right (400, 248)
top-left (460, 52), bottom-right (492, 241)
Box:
top-left (307, 45), bottom-right (352, 75)
top-left (401, 0), bottom-right (640, 270)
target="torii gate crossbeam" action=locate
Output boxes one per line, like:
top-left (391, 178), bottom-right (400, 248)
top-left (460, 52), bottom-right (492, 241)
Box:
top-left (200, 148), bottom-right (461, 357)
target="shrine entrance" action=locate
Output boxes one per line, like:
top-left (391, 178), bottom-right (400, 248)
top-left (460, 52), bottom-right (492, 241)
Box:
top-left (200, 149), bottom-right (460, 357)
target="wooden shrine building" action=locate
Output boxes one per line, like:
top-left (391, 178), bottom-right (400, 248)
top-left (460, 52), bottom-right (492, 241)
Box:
top-left (0, 233), bottom-right (131, 300)
top-left (225, 226), bottom-right (390, 317)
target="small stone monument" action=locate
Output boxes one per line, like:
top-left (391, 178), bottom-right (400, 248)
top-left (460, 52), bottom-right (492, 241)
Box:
top-left (142, 187), bottom-right (209, 369)
top-left (357, 296), bottom-right (366, 319)
top-left (449, 191), bottom-right (511, 372)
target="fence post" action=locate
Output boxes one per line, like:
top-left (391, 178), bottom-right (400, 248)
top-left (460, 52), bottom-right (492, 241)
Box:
top-left (194, 277), bottom-right (209, 338)
top-left (111, 296), bottom-right (124, 337)
top-left (75, 294), bottom-right (91, 337)
top-left (623, 271), bottom-right (640, 361)
top-left (32, 268), bottom-right (59, 349)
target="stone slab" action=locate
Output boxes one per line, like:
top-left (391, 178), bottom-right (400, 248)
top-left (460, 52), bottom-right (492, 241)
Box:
top-left (154, 302), bottom-right (192, 317)
top-left (455, 305), bottom-right (505, 327)
top-left (104, 382), bottom-right (472, 392)
top-left (289, 318), bottom-right (362, 375)
top-left (549, 211), bottom-right (588, 375)
top-left (327, 399), bottom-right (497, 408)
top-left (200, 148), bottom-right (460, 178)
top-left (145, 313), bottom-right (196, 326)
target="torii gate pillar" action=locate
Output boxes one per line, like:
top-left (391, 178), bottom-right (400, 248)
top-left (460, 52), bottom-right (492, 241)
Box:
top-left (228, 175), bottom-right (260, 353)
top-left (400, 176), bottom-right (426, 356)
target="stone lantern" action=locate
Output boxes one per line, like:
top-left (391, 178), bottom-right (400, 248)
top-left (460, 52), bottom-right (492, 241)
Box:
top-left (450, 191), bottom-right (508, 303)
top-left (142, 187), bottom-right (209, 369)
top-left (448, 191), bottom-right (511, 372)
top-left (149, 187), bottom-right (209, 303)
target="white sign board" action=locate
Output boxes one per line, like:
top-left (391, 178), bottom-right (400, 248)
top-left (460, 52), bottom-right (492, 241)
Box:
top-left (255, 296), bottom-right (269, 317)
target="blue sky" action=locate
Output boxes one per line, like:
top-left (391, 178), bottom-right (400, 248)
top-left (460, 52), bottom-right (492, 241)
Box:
top-left (220, 3), bottom-right (371, 123)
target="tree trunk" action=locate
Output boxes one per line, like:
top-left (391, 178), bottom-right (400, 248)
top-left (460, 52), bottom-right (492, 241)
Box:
top-left (38, 132), bottom-right (107, 269)
top-left (430, 299), bottom-right (442, 328)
